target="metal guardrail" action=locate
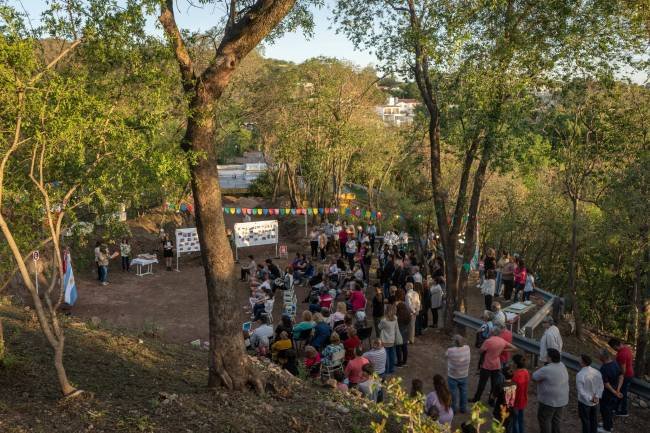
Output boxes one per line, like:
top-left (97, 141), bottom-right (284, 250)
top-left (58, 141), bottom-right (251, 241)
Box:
top-left (453, 311), bottom-right (650, 400)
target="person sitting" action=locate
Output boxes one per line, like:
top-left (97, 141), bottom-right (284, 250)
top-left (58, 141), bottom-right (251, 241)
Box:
top-left (240, 255), bottom-right (256, 281)
top-left (344, 348), bottom-right (369, 388)
top-left (410, 378), bottom-right (424, 398)
top-left (348, 282), bottom-right (367, 312)
top-left (330, 302), bottom-right (348, 327)
top-left (357, 364), bottom-right (381, 402)
top-left (425, 374), bottom-right (454, 425)
top-left (318, 291), bottom-right (334, 311)
top-left (249, 316), bottom-right (274, 356)
top-left (493, 301), bottom-right (506, 328)
top-left (265, 258), bottom-right (281, 280)
top-left (277, 347), bottom-right (298, 376)
top-left (344, 327), bottom-right (362, 361)
top-left (252, 288), bottom-right (272, 321)
top-left (293, 310), bottom-right (316, 337)
top-left (304, 345), bottom-right (321, 378)
top-left (275, 314), bottom-right (294, 341)
top-left (310, 312), bottom-right (332, 351)
top-left (332, 370), bottom-right (348, 392)
top-left (322, 332), bottom-right (345, 367)
top-left (363, 339), bottom-right (387, 379)
top-left (271, 331), bottom-right (293, 361)
top-left (335, 314), bottom-right (354, 342)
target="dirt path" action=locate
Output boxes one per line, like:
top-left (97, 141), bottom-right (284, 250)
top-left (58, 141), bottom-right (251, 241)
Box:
top-left (72, 245), bottom-right (647, 433)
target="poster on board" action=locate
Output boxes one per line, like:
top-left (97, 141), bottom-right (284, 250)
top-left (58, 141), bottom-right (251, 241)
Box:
top-left (175, 228), bottom-right (200, 254)
top-left (234, 220), bottom-right (278, 248)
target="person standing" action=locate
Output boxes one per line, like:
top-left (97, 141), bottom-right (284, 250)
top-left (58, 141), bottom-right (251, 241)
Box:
top-left (532, 348), bottom-right (569, 433)
top-left (367, 221), bottom-right (377, 253)
top-left (523, 269), bottom-right (535, 301)
top-left (240, 255), bottom-right (256, 281)
top-left (405, 283), bottom-right (421, 344)
top-left (470, 325), bottom-right (516, 403)
top-left (97, 244), bottom-right (114, 286)
top-left (539, 316), bottom-right (563, 364)
top-left (608, 337), bottom-right (634, 417)
top-left (309, 228), bottom-right (319, 259)
top-left (512, 354), bottom-right (530, 433)
top-left (513, 258), bottom-right (527, 302)
top-left (318, 230), bottom-right (328, 262)
top-left (481, 270), bottom-right (496, 312)
top-left (119, 238), bottom-right (131, 272)
top-left (599, 348), bottom-right (624, 433)
top-left (446, 335), bottom-right (470, 414)
top-left (576, 354), bottom-right (604, 433)
top-left (379, 304), bottom-right (401, 374)
top-left (395, 291), bottom-right (410, 367)
top-left (502, 256), bottom-right (516, 300)
top-left (338, 225), bottom-right (348, 256)
top-left (371, 285), bottom-right (385, 338)
top-left (94, 240), bottom-right (102, 280)
top-left (162, 234), bottom-right (174, 271)
top-left (429, 276), bottom-right (444, 328)
top-left (496, 250), bottom-right (509, 297)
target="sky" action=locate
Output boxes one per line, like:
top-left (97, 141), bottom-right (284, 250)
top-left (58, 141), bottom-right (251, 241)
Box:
top-left (9, 0), bottom-right (378, 68)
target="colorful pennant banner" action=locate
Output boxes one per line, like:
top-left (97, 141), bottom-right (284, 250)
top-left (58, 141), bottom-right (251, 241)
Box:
top-left (219, 206), bottom-right (383, 220)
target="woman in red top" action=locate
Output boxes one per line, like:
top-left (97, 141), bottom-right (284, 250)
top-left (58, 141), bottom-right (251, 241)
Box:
top-left (513, 258), bottom-right (527, 302)
top-left (349, 283), bottom-right (367, 312)
top-left (343, 327), bottom-right (362, 361)
top-left (511, 354), bottom-right (530, 433)
top-left (338, 229), bottom-right (348, 256)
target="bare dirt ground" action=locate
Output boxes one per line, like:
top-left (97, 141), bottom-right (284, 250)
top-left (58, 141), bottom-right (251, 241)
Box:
top-left (70, 216), bottom-right (649, 433)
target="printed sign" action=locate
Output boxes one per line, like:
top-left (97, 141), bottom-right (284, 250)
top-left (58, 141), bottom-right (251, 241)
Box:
top-left (233, 220), bottom-right (278, 248)
top-left (175, 228), bottom-right (201, 254)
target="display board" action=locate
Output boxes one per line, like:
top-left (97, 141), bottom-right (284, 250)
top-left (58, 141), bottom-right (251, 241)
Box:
top-left (175, 228), bottom-right (201, 270)
top-left (176, 228), bottom-right (201, 253)
top-left (233, 220), bottom-right (279, 259)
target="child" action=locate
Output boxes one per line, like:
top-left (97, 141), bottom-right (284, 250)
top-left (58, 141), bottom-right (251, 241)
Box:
top-left (511, 354), bottom-right (530, 433)
top-left (332, 370), bottom-right (349, 392)
top-left (480, 269), bottom-right (496, 312)
top-left (410, 378), bottom-right (424, 398)
top-left (493, 365), bottom-right (517, 433)
top-left (523, 270), bottom-right (535, 302)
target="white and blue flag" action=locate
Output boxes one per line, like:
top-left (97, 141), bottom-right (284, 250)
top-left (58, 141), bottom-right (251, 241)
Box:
top-left (63, 252), bottom-right (78, 306)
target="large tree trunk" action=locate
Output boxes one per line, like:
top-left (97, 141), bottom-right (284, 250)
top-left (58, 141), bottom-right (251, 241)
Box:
top-left (0, 318), bottom-right (4, 362)
top-left (185, 91), bottom-right (262, 391)
top-left (568, 197), bottom-right (583, 338)
top-left (160, 0), bottom-right (297, 391)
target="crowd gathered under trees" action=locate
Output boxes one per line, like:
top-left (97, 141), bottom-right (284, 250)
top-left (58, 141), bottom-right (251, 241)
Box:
top-left (0, 2), bottom-right (647, 429)
top-left (242, 220), bottom-right (638, 433)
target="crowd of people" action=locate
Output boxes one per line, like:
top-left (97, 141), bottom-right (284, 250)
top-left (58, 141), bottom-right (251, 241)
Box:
top-left (238, 220), bottom-right (638, 432)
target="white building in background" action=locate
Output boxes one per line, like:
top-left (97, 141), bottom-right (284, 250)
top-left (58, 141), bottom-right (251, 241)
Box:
top-left (218, 162), bottom-right (268, 191)
top-left (375, 97), bottom-right (420, 126)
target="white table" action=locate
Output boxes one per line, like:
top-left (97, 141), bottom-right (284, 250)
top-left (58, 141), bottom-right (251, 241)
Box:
top-left (503, 302), bottom-right (536, 332)
top-left (131, 258), bottom-right (158, 277)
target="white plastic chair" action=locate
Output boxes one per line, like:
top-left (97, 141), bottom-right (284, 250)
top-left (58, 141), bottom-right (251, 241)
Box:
top-left (321, 349), bottom-right (345, 380)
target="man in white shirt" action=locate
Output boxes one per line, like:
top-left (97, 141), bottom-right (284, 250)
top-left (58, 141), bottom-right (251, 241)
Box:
top-left (249, 316), bottom-right (274, 352)
top-left (411, 266), bottom-right (423, 284)
top-left (405, 282), bottom-right (421, 343)
top-left (576, 354), bottom-right (604, 433)
top-left (539, 316), bottom-right (563, 364)
top-left (532, 348), bottom-right (569, 433)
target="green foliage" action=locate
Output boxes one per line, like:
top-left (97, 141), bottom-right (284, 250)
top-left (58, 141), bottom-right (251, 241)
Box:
top-left (369, 376), bottom-right (499, 433)
top-left (248, 171), bottom-right (275, 198)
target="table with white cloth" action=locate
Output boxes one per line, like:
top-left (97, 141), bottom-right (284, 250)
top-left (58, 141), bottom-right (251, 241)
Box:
top-left (503, 301), bottom-right (536, 332)
top-left (131, 257), bottom-right (158, 277)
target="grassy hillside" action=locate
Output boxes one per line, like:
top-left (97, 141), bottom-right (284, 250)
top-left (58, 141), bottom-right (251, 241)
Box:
top-left (0, 299), bottom-right (374, 433)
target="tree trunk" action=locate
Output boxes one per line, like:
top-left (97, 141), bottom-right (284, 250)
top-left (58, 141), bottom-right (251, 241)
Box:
top-left (0, 317), bottom-right (4, 362)
top-left (634, 226), bottom-right (649, 377)
top-left (185, 94), bottom-right (262, 391)
top-left (568, 197), bottom-right (583, 338)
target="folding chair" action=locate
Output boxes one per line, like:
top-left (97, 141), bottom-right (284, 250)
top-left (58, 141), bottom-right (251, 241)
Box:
top-left (321, 349), bottom-right (345, 380)
top-left (262, 298), bottom-right (274, 324)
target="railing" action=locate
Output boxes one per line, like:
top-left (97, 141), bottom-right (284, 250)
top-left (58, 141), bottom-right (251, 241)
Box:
top-left (453, 311), bottom-right (650, 400)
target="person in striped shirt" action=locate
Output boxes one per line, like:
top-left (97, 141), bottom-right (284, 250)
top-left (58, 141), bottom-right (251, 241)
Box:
top-left (446, 334), bottom-right (471, 413)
